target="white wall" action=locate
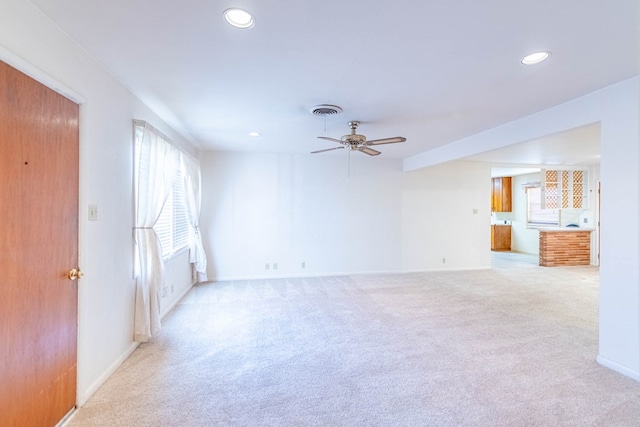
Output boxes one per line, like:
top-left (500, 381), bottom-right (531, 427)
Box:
top-left (510, 173), bottom-right (540, 255)
top-left (161, 251), bottom-right (194, 317)
top-left (598, 77), bottom-right (640, 379)
top-left (0, 0), bottom-right (195, 405)
top-left (200, 152), bottom-right (491, 280)
top-left (400, 161), bottom-right (490, 272)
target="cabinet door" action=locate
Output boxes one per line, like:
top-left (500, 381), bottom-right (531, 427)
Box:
top-left (542, 169), bottom-right (587, 209)
top-left (491, 225), bottom-right (499, 250)
top-left (500, 177), bottom-right (512, 212)
top-left (491, 177), bottom-right (512, 212)
top-left (491, 178), bottom-right (501, 212)
top-left (491, 225), bottom-right (511, 251)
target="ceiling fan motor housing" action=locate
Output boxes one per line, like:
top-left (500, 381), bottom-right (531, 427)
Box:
top-left (342, 120), bottom-right (366, 145)
top-left (342, 134), bottom-right (367, 145)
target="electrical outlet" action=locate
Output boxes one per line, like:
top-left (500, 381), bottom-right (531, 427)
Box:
top-left (472, 209), bottom-right (478, 215)
top-left (301, 261), bottom-right (306, 269)
top-left (88, 204), bottom-right (98, 221)
top-left (273, 263), bottom-right (278, 270)
top-left (265, 263), bottom-right (270, 270)
top-left (442, 258), bottom-right (446, 263)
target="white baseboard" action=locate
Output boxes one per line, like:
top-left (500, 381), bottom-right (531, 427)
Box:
top-left (75, 282), bottom-right (192, 408)
top-left (76, 341), bottom-right (139, 407)
top-left (210, 266), bottom-right (492, 282)
top-left (161, 282), bottom-right (194, 319)
top-left (597, 355), bottom-right (640, 381)
top-left (56, 406), bottom-right (76, 427)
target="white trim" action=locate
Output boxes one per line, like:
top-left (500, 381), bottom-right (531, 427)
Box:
top-left (133, 119), bottom-right (199, 158)
top-left (162, 245), bottom-right (190, 263)
top-left (160, 282), bottom-right (194, 319)
top-left (210, 266), bottom-right (492, 282)
top-left (597, 355), bottom-right (640, 381)
top-left (76, 341), bottom-right (139, 407)
top-left (56, 407), bottom-right (76, 427)
top-left (0, 44), bottom-right (86, 104)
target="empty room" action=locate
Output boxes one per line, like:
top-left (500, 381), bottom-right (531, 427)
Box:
top-left (1, 1), bottom-right (639, 426)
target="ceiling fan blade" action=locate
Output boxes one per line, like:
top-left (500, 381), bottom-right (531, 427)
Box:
top-left (311, 146), bottom-right (345, 154)
top-left (317, 136), bottom-right (344, 144)
top-left (357, 146), bottom-right (381, 156)
top-left (365, 137), bottom-right (406, 145)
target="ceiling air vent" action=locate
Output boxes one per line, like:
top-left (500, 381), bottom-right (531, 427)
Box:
top-left (310, 104), bottom-right (343, 116)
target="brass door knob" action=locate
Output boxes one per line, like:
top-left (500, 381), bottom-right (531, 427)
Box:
top-left (68, 268), bottom-right (84, 280)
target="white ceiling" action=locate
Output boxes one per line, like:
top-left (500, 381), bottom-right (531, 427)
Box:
top-left (30, 0), bottom-right (638, 162)
top-left (465, 122), bottom-right (601, 177)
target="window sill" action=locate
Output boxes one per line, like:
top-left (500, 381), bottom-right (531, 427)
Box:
top-left (163, 245), bottom-right (190, 262)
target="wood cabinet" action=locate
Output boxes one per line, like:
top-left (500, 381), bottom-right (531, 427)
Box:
top-left (491, 177), bottom-right (512, 212)
top-left (491, 225), bottom-right (511, 251)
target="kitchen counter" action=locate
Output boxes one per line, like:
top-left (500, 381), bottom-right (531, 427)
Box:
top-left (529, 226), bottom-right (594, 232)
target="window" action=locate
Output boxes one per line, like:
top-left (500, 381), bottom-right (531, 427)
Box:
top-left (154, 168), bottom-right (189, 257)
top-left (134, 126), bottom-right (189, 259)
top-left (527, 186), bottom-right (558, 225)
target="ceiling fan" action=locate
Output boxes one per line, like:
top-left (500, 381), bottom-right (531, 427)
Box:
top-left (312, 121), bottom-right (406, 156)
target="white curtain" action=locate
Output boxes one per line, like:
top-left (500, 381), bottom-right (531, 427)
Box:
top-left (133, 121), bottom-right (179, 342)
top-left (181, 153), bottom-right (208, 282)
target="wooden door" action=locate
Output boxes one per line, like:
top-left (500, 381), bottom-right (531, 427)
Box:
top-left (0, 61), bottom-right (79, 426)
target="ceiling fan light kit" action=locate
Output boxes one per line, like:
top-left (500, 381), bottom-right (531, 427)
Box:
top-left (312, 120), bottom-right (406, 156)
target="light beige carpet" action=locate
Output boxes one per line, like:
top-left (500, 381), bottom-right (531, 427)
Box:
top-left (66, 253), bottom-right (640, 426)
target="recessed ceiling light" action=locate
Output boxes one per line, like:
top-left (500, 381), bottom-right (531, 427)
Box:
top-left (248, 131), bottom-right (261, 137)
top-left (224, 8), bottom-right (255, 29)
top-left (521, 51), bottom-right (550, 65)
